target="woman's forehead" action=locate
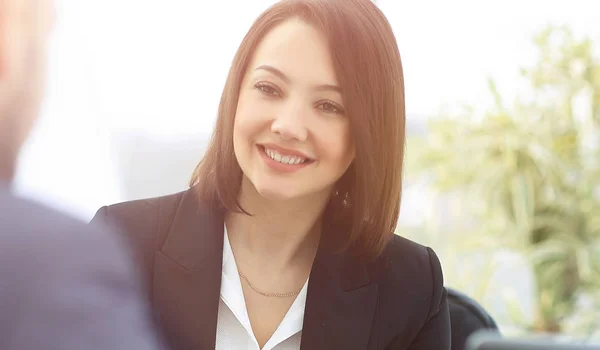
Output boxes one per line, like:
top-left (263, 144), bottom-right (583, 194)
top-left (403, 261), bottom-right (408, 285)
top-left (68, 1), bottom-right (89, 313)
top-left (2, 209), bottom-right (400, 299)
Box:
top-left (247, 19), bottom-right (339, 88)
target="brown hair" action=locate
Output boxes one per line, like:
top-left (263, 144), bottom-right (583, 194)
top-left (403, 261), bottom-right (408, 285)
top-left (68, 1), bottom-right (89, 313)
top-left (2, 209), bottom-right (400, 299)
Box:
top-left (190, 0), bottom-right (405, 260)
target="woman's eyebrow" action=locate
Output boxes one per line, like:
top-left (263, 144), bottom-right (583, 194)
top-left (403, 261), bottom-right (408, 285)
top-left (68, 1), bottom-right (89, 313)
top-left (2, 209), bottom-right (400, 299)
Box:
top-left (254, 64), bottom-right (341, 93)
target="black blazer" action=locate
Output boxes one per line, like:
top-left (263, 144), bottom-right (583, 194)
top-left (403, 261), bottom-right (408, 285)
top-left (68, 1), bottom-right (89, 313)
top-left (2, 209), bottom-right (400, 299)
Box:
top-left (91, 188), bottom-right (450, 350)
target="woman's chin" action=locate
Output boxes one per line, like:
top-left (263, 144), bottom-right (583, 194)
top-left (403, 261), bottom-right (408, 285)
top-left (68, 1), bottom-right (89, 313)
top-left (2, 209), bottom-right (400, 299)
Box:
top-left (256, 187), bottom-right (300, 202)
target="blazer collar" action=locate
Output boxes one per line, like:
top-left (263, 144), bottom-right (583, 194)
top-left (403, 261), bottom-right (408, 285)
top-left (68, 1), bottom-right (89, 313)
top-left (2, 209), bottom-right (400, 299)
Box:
top-left (152, 188), bottom-right (378, 350)
top-left (152, 188), bottom-right (224, 350)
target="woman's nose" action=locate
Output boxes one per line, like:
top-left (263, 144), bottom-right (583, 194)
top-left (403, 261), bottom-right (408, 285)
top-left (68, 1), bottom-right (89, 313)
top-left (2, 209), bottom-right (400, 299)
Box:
top-left (270, 101), bottom-right (308, 142)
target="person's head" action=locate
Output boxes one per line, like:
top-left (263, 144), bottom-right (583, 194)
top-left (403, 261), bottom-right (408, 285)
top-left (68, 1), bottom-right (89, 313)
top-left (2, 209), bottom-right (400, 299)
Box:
top-left (0, 0), bottom-right (54, 181)
top-left (192, 0), bottom-right (405, 260)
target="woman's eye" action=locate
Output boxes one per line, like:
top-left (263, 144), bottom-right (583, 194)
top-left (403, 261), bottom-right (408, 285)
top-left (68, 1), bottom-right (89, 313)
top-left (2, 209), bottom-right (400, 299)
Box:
top-left (254, 83), bottom-right (279, 97)
top-left (318, 102), bottom-right (344, 114)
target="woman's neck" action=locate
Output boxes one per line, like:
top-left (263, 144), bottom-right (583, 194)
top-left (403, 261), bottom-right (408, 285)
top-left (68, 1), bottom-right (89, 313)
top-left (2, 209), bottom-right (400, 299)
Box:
top-left (225, 177), bottom-right (331, 273)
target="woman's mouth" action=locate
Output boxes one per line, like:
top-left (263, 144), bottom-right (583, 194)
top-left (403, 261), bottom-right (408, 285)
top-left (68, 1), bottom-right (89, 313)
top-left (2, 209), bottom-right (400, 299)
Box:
top-left (262, 147), bottom-right (309, 165)
top-left (257, 145), bottom-right (314, 173)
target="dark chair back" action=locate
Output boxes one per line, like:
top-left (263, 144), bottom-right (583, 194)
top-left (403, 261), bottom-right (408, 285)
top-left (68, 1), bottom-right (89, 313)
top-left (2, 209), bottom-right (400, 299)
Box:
top-left (448, 288), bottom-right (500, 350)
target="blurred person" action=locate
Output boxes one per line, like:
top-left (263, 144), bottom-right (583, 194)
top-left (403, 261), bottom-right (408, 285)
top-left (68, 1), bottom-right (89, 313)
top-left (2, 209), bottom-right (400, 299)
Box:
top-left (91, 0), bottom-right (450, 349)
top-left (0, 0), bottom-right (164, 349)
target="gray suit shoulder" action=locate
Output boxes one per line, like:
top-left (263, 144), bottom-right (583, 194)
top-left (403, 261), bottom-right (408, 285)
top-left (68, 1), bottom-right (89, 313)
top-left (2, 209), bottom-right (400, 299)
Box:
top-left (0, 190), bottom-right (124, 267)
top-left (0, 189), bottom-right (165, 350)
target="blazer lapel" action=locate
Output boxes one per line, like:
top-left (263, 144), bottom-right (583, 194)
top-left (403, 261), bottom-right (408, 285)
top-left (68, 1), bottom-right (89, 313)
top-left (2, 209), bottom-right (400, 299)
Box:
top-left (152, 189), bottom-right (224, 350)
top-left (301, 247), bottom-right (378, 350)
top-left (148, 188), bottom-right (379, 350)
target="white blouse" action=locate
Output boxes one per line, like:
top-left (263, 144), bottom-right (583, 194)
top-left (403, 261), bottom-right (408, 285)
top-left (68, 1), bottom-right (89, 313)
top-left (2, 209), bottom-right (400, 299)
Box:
top-left (215, 227), bottom-right (309, 350)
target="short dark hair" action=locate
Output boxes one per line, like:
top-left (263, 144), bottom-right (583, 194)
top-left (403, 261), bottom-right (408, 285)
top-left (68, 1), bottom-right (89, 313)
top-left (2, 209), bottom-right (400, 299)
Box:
top-left (190, 0), bottom-right (405, 260)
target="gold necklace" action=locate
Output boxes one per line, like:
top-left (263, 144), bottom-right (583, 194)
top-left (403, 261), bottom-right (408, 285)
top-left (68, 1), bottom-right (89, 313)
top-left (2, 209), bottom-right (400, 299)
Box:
top-left (238, 271), bottom-right (301, 298)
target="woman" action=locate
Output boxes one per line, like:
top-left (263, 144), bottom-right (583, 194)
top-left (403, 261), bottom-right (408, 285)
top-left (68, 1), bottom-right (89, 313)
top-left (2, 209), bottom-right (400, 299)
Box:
top-left (91, 0), bottom-right (450, 349)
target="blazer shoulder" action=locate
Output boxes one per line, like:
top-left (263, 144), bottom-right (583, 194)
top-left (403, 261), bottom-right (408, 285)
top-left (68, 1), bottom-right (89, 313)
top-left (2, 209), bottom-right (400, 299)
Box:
top-left (93, 189), bottom-right (185, 225)
top-left (90, 189), bottom-right (187, 254)
top-left (378, 234), bottom-right (445, 313)
top-left (372, 235), bottom-right (449, 348)
top-left (381, 235), bottom-right (443, 280)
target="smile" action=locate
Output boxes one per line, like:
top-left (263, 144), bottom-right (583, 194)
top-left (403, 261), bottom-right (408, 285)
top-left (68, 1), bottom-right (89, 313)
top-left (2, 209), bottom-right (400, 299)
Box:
top-left (257, 145), bottom-right (314, 173)
top-left (263, 147), bottom-right (308, 165)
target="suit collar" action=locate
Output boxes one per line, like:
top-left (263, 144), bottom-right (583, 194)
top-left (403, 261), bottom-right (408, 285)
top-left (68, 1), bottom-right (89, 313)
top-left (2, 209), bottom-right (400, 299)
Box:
top-left (152, 188), bottom-right (224, 350)
top-left (160, 188), bottom-right (224, 271)
top-left (153, 188), bottom-right (378, 350)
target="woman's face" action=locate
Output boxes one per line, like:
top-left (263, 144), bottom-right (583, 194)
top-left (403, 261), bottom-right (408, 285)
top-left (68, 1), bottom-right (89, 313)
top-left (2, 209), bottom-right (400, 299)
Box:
top-left (233, 18), bottom-right (355, 203)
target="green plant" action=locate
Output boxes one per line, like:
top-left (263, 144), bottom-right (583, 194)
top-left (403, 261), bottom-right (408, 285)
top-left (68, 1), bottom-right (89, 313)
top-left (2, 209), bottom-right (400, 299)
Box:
top-left (404, 26), bottom-right (600, 334)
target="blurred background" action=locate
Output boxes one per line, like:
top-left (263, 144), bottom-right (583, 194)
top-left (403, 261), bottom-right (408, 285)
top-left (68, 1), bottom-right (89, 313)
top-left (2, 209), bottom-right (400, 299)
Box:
top-left (14, 0), bottom-right (600, 342)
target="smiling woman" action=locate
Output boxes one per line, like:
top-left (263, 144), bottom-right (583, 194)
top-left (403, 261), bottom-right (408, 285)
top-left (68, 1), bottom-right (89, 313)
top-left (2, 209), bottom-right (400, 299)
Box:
top-left (232, 18), bottom-right (354, 208)
top-left (90, 0), bottom-right (450, 349)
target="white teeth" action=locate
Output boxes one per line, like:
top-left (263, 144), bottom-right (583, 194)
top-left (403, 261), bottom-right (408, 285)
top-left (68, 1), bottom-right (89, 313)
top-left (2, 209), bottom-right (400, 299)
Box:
top-left (264, 148), bottom-right (307, 165)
